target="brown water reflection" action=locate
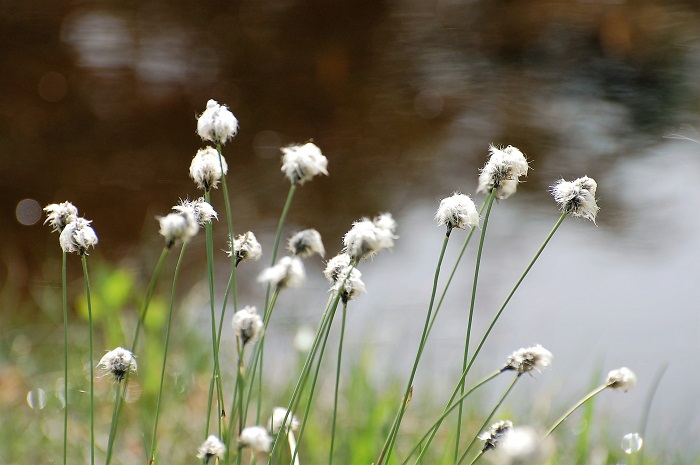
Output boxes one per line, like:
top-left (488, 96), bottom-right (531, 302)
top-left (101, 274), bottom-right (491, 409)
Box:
top-left (1, 0), bottom-right (699, 457)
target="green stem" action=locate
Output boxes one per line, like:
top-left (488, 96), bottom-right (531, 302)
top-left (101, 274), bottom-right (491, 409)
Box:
top-left (329, 302), bottom-right (348, 465)
top-left (204, 190), bottom-right (225, 437)
top-left (106, 247), bottom-right (170, 465)
top-left (216, 143), bottom-right (238, 311)
top-left (377, 232), bottom-right (452, 465)
top-left (80, 255), bottom-right (95, 465)
top-left (639, 365), bottom-right (667, 465)
top-left (467, 450), bottom-right (484, 465)
top-left (455, 191), bottom-right (495, 463)
top-left (61, 252), bottom-right (68, 465)
top-left (456, 374), bottom-right (520, 465)
top-left (149, 243), bottom-right (187, 463)
top-left (402, 370), bottom-right (501, 465)
top-left (544, 383), bottom-right (610, 437)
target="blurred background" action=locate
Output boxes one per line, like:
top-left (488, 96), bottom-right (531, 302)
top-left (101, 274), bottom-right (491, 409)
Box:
top-left (1, 0), bottom-right (699, 463)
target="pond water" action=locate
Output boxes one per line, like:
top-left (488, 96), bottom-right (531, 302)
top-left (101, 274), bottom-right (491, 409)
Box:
top-left (1, 0), bottom-right (699, 457)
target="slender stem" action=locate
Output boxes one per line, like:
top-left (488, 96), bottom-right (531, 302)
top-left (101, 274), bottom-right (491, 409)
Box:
top-left (544, 383), bottom-right (610, 437)
top-left (61, 252), bottom-right (68, 465)
top-left (204, 190), bottom-right (225, 436)
top-left (80, 255), bottom-right (95, 465)
top-left (456, 374), bottom-right (520, 465)
top-left (455, 191), bottom-right (495, 463)
top-left (149, 243), bottom-right (187, 463)
top-left (328, 302), bottom-right (348, 465)
top-left (639, 365), bottom-right (668, 465)
top-left (106, 247), bottom-right (170, 465)
top-left (216, 143), bottom-right (238, 311)
top-left (376, 233), bottom-right (451, 465)
top-left (402, 370), bottom-right (501, 465)
top-left (467, 450), bottom-right (484, 465)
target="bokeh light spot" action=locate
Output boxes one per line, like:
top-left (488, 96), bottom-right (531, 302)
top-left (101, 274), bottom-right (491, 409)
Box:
top-left (16, 199), bottom-right (42, 226)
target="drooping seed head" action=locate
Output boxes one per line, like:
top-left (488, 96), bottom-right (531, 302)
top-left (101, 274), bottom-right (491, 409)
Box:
top-left (59, 217), bottom-right (98, 255)
top-left (504, 345), bottom-right (553, 374)
top-left (606, 367), bottom-right (637, 392)
top-left (44, 201), bottom-right (78, 233)
top-left (231, 306), bottom-right (264, 347)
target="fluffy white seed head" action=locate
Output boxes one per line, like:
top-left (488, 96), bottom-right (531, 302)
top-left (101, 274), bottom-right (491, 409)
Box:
top-left (288, 229), bottom-right (325, 258)
top-left (190, 146), bottom-right (228, 191)
top-left (435, 193), bottom-right (480, 231)
top-left (232, 306), bottom-right (264, 347)
top-left (197, 435), bottom-right (226, 462)
top-left (268, 407), bottom-right (300, 434)
top-left (158, 210), bottom-right (198, 248)
top-left (281, 142), bottom-right (328, 185)
top-left (551, 176), bottom-right (599, 223)
top-left (343, 212), bottom-right (398, 262)
top-left (197, 99), bottom-right (239, 144)
top-left (257, 256), bottom-right (305, 289)
top-left (44, 201), bottom-right (78, 233)
top-left (238, 426), bottom-right (272, 453)
top-left (227, 231), bottom-right (263, 265)
top-left (504, 345), bottom-right (553, 374)
top-left (59, 217), bottom-right (98, 255)
top-left (479, 420), bottom-right (513, 452)
top-left (97, 347), bottom-right (137, 382)
top-left (173, 198), bottom-right (218, 226)
top-left (324, 254), bottom-right (366, 303)
top-left (493, 426), bottom-right (554, 465)
top-left (606, 367), bottom-right (637, 392)
top-left (477, 144), bottom-right (529, 200)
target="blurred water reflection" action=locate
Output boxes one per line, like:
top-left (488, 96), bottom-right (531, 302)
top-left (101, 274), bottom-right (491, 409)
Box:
top-left (1, 0), bottom-right (699, 456)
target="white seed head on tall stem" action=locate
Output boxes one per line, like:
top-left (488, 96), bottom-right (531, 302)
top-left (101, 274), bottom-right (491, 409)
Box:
top-left (343, 212), bottom-right (398, 262)
top-left (606, 367), bottom-right (636, 392)
top-left (173, 197), bottom-right (218, 226)
top-left (477, 144), bottom-right (529, 200)
top-left (324, 253), bottom-right (366, 303)
top-left (238, 425), bottom-right (272, 453)
top-left (190, 146), bottom-right (228, 191)
top-left (257, 256), bottom-right (305, 289)
top-left (504, 345), bottom-right (553, 374)
top-left (479, 420), bottom-right (513, 452)
top-left (551, 176), bottom-right (599, 223)
top-left (232, 306), bottom-right (264, 347)
top-left (59, 217), bottom-right (98, 255)
top-left (288, 229), bottom-right (325, 258)
top-left (44, 201), bottom-right (78, 233)
top-left (227, 231), bottom-right (263, 264)
top-left (96, 347), bottom-right (137, 383)
top-left (281, 142), bottom-right (328, 185)
top-left (435, 192), bottom-right (480, 231)
top-left (268, 407), bottom-right (300, 434)
top-left (197, 434), bottom-right (226, 463)
top-left (157, 210), bottom-right (198, 248)
top-left (493, 426), bottom-right (554, 465)
top-left (197, 99), bottom-right (239, 144)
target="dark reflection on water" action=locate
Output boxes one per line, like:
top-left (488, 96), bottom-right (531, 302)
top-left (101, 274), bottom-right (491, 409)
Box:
top-left (1, 0), bottom-right (699, 456)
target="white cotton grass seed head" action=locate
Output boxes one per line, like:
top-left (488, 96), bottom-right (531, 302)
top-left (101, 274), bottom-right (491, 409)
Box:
top-left (158, 210), bottom-right (198, 248)
top-left (281, 142), bottom-right (328, 185)
top-left (606, 367), bottom-right (637, 392)
top-left (257, 256), bottom-right (305, 289)
top-left (197, 434), bottom-right (226, 463)
top-left (232, 306), bottom-right (264, 347)
top-left (238, 425), bottom-right (272, 453)
top-left (323, 253), bottom-right (352, 283)
top-left (173, 198), bottom-right (218, 226)
top-left (190, 146), bottom-right (228, 191)
top-left (197, 99), bottom-right (239, 144)
top-left (493, 426), bottom-right (554, 465)
top-left (44, 201), bottom-right (78, 233)
top-left (504, 345), bottom-right (553, 374)
top-left (551, 176), bottom-right (600, 223)
top-left (477, 144), bottom-right (529, 200)
top-left (479, 420), bottom-right (513, 452)
top-left (228, 231), bottom-right (263, 265)
top-left (97, 347), bottom-right (137, 383)
top-left (268, 407), bottom-right (300, 434)
top-left (435, 193), bottom-right (480, 231)
top-left (59, 217), bottom-right (98, 255)
top-left (288, 229), bottom-right (325, 258)
top-left (343, 212), bottom-right (398, 262)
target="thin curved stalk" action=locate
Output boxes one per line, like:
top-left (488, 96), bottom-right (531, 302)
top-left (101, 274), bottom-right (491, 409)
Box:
top-left (456, 374), bottom-right (520, 465)
top-left (149, 243), bottom-right (187, 464)
top-left (455, 190), bottom-right (495, 462)
top-left (61, 252), bottom-right (68, 465)
top-left (328, 302), bottom-right (348, 465)
top-left (544, 383), bottom-right (610, 437)
top-left (80, 255), bottom-right (95, 465)
top-left (639, 365), bottom-right (668, 465)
